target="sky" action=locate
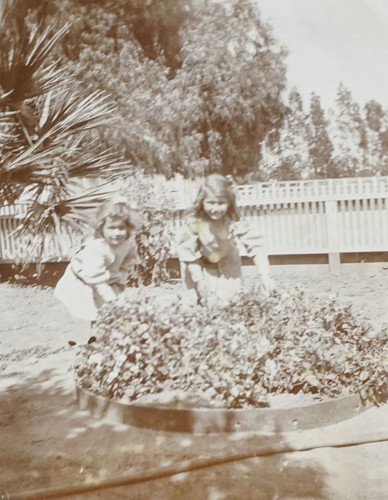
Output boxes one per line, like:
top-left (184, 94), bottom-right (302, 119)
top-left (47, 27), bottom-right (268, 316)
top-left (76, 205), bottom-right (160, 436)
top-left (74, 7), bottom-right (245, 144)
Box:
top-left (256, 0), bottom-right (388, 108)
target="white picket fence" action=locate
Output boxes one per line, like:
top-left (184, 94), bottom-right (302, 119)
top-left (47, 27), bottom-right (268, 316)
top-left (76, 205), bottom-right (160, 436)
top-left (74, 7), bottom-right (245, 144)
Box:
top-left (1, 176), bottom-right (388, 272)
top-left (0, 204), bottom-right (85, 263)
top-left (171, 176), bottom-right (388, 270)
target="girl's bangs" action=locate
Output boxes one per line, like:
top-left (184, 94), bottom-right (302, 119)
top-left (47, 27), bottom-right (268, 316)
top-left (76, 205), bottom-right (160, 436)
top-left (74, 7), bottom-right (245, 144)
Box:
top-left (204, 185), bottom-right (227, 200)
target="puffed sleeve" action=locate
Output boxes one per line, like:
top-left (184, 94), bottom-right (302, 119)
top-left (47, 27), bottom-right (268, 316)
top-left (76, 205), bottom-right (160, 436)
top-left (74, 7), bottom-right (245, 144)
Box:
top-left (72, 239), bottom-right (112, 285)
top-left (176, 218), bottom-right (202, 263)
top-left (71, 239), bottom-right (117, 303)
top-left (233, 219), bottom-right (266, 257)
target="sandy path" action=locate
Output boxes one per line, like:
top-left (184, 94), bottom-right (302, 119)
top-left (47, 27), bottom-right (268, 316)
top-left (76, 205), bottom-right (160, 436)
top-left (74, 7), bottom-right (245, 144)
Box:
top-left (1, 264), bottom-right (388, 499)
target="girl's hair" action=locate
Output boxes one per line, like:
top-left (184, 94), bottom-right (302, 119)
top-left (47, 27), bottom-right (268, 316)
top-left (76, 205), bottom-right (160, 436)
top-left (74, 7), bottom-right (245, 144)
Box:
top-left (193, 174), bottom-right (240, 220)
top-left (94, 196), bottom-right (138, 238)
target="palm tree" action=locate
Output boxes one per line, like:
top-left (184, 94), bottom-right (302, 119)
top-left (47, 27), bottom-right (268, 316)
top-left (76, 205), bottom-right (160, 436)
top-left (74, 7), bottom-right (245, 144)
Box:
top-left (0, 0), bottom-right (129, 261)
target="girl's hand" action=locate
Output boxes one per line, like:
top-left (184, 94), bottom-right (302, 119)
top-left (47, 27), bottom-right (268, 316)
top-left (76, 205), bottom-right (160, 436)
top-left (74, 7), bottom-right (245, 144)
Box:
top-left (196, 280), bottom-right (207, 303)
top-left (109, 271), bottom-right (128, 286)
top-left (253, 253), bottom-right (274, 295)
top-left (95, 283), bottom-right (118, 303)
top-left (187, 262), bottom-right (204, 284)
top-left (262, 277), bottom-right (275, 296)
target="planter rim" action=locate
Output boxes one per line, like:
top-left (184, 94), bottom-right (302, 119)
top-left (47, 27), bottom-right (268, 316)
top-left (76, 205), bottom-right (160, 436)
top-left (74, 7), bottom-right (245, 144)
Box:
top-left (75, 382), bottom-right (369, 434)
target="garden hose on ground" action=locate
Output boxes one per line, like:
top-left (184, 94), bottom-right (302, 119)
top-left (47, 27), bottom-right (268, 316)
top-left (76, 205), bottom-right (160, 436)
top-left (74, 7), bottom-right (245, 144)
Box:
top-left (4, 430), bottom-right (388, 500)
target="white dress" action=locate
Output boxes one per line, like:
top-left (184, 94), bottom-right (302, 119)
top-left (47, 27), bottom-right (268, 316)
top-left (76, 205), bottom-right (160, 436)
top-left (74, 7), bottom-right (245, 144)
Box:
top-left (55, 236), bottom-right (139, 321)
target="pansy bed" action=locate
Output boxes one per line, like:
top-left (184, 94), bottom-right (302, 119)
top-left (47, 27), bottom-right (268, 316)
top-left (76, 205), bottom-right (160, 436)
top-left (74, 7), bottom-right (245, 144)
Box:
top-left (74, 287), bottom-right (388, 432)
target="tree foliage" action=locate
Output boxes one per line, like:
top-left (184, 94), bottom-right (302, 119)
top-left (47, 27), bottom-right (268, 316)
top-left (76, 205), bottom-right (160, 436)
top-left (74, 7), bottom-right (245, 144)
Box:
top-left (308, 93), bottom-right (334, 178)
top-left (327, 84), bottom-right (367, 177)
top-left (260, 88), bottom-right (314, 180)
top-left (5, 0), bottom-right (388, 202)
top-left (258, 82), bottom-right (388, 181)
top-left (28, 0), bottom-right (288, 179)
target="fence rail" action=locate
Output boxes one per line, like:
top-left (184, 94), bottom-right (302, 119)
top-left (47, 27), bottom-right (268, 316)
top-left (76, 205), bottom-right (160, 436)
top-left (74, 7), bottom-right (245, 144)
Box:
top-left (1, 176), bottom-right (388, 272)
top-left (170, 175), bottom-right (388, 207)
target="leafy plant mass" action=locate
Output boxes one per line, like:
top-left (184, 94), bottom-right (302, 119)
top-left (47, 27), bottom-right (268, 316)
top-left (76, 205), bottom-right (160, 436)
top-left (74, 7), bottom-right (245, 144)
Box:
top-left (75, 287), bottom-right (388, 409)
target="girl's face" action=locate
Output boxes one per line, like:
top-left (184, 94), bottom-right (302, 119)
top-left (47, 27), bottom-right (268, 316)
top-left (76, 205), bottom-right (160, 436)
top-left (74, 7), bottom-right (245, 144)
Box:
top-left (203, 195), bottom-right (228, 221)
top-left (102, 217), bottom-right (128, 246)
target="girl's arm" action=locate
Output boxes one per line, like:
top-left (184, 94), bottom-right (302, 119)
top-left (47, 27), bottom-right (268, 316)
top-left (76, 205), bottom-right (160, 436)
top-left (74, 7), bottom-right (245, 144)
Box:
top-left (236, 221), bottom-right (274, 293)
top-left (94, 282), bottom-right (118, 302)
top-left (72, 239), bottom-right (117, 302)
top-left (176, 219), bottom-right (203, 282)
top-left (253, 252), bottom-right (274, 293)
top-left (176, 220), bottom-right (202, 262)
top-left (176, 219), bottom-right (201, 261)
top-left (186, 261), bottom-right (204, 283)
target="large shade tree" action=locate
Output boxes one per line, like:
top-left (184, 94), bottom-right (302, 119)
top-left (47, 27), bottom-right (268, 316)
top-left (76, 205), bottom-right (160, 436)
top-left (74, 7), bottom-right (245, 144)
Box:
top-left (29, 0), bottom-right (288, 180)
top-left (0, 0), bottom-right (288, 264)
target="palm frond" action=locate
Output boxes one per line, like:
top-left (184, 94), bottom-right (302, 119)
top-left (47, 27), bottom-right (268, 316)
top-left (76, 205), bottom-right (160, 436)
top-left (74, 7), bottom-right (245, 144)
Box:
top-left (39, 90), bottom-right (116, 140)
top-left (0, 147), bottom-right (128, 208)
top-left (0, 5), bottom-right (129, 264)
top-left (1, 145), bottom-right (64, 176)
top-left (0, 23), bottom-right (69, 104)
top-left (16, 179), bottom-right (122, 245)
top-left (67, 154), bottom-right (131, 178)
top-left (9, 89), bottom-right (116, 162)
top-left (0, 88), bottom-right (119, 203)
top-left (0, 145), bottom-right (66, 206)
top-left (0, 88), bottom-right (14, 107)
top-left (25, 24), bottom-right (70, 73)
top-left (0, 108), bottom-right (17, 143)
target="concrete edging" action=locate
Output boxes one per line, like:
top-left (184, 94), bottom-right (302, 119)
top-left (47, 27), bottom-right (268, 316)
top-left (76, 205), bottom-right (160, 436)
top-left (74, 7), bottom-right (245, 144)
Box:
top-left (75, 384), bottom-right (369, 434)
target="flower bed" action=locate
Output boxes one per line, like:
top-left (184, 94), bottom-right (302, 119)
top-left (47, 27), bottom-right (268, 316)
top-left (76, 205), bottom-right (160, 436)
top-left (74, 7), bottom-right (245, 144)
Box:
top-left (74, 287), bottom-right (388, 409)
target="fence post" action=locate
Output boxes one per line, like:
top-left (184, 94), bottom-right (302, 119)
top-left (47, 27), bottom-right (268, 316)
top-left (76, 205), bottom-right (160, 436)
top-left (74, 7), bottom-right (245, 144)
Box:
top-left (325, 199), bottom-right (341, 274)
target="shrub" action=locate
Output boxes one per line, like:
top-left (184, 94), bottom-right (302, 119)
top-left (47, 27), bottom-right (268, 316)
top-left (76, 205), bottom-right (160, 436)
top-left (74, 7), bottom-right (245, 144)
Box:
top-left (130, 209), bottom-right (174, 286)
top-left (110, 173), bottom-right (178, 285)
top-left (74, 287), bottom-right (388, 409)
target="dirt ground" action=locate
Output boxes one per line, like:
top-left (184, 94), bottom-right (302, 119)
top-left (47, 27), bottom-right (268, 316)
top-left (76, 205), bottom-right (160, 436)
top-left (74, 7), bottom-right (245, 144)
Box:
top-left (1, 263), bottom-right (388, 499)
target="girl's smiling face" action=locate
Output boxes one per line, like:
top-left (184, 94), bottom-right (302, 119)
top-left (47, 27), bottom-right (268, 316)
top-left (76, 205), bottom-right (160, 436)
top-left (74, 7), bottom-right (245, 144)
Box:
top-left (203, 195), bottom-right (229, 221)
top-left (102, 217), bottom-right (128, 246)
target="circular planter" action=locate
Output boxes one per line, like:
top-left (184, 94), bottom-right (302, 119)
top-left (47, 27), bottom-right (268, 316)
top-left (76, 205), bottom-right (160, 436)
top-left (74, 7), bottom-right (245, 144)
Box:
top-left (75, 383), bottom-right (370, 434)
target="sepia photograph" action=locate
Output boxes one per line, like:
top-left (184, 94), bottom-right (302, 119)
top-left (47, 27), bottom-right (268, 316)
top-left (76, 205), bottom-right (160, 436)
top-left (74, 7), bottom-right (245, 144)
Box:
top-left (1, 0), bottom-right (388, 498)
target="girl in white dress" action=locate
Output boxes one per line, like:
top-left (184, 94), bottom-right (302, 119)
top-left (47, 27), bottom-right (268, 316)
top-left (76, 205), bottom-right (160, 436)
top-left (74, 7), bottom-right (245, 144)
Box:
top-left (176, 174), bottom-right (274, 305)
top-left (55, 197), bottom-right (139, 329)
